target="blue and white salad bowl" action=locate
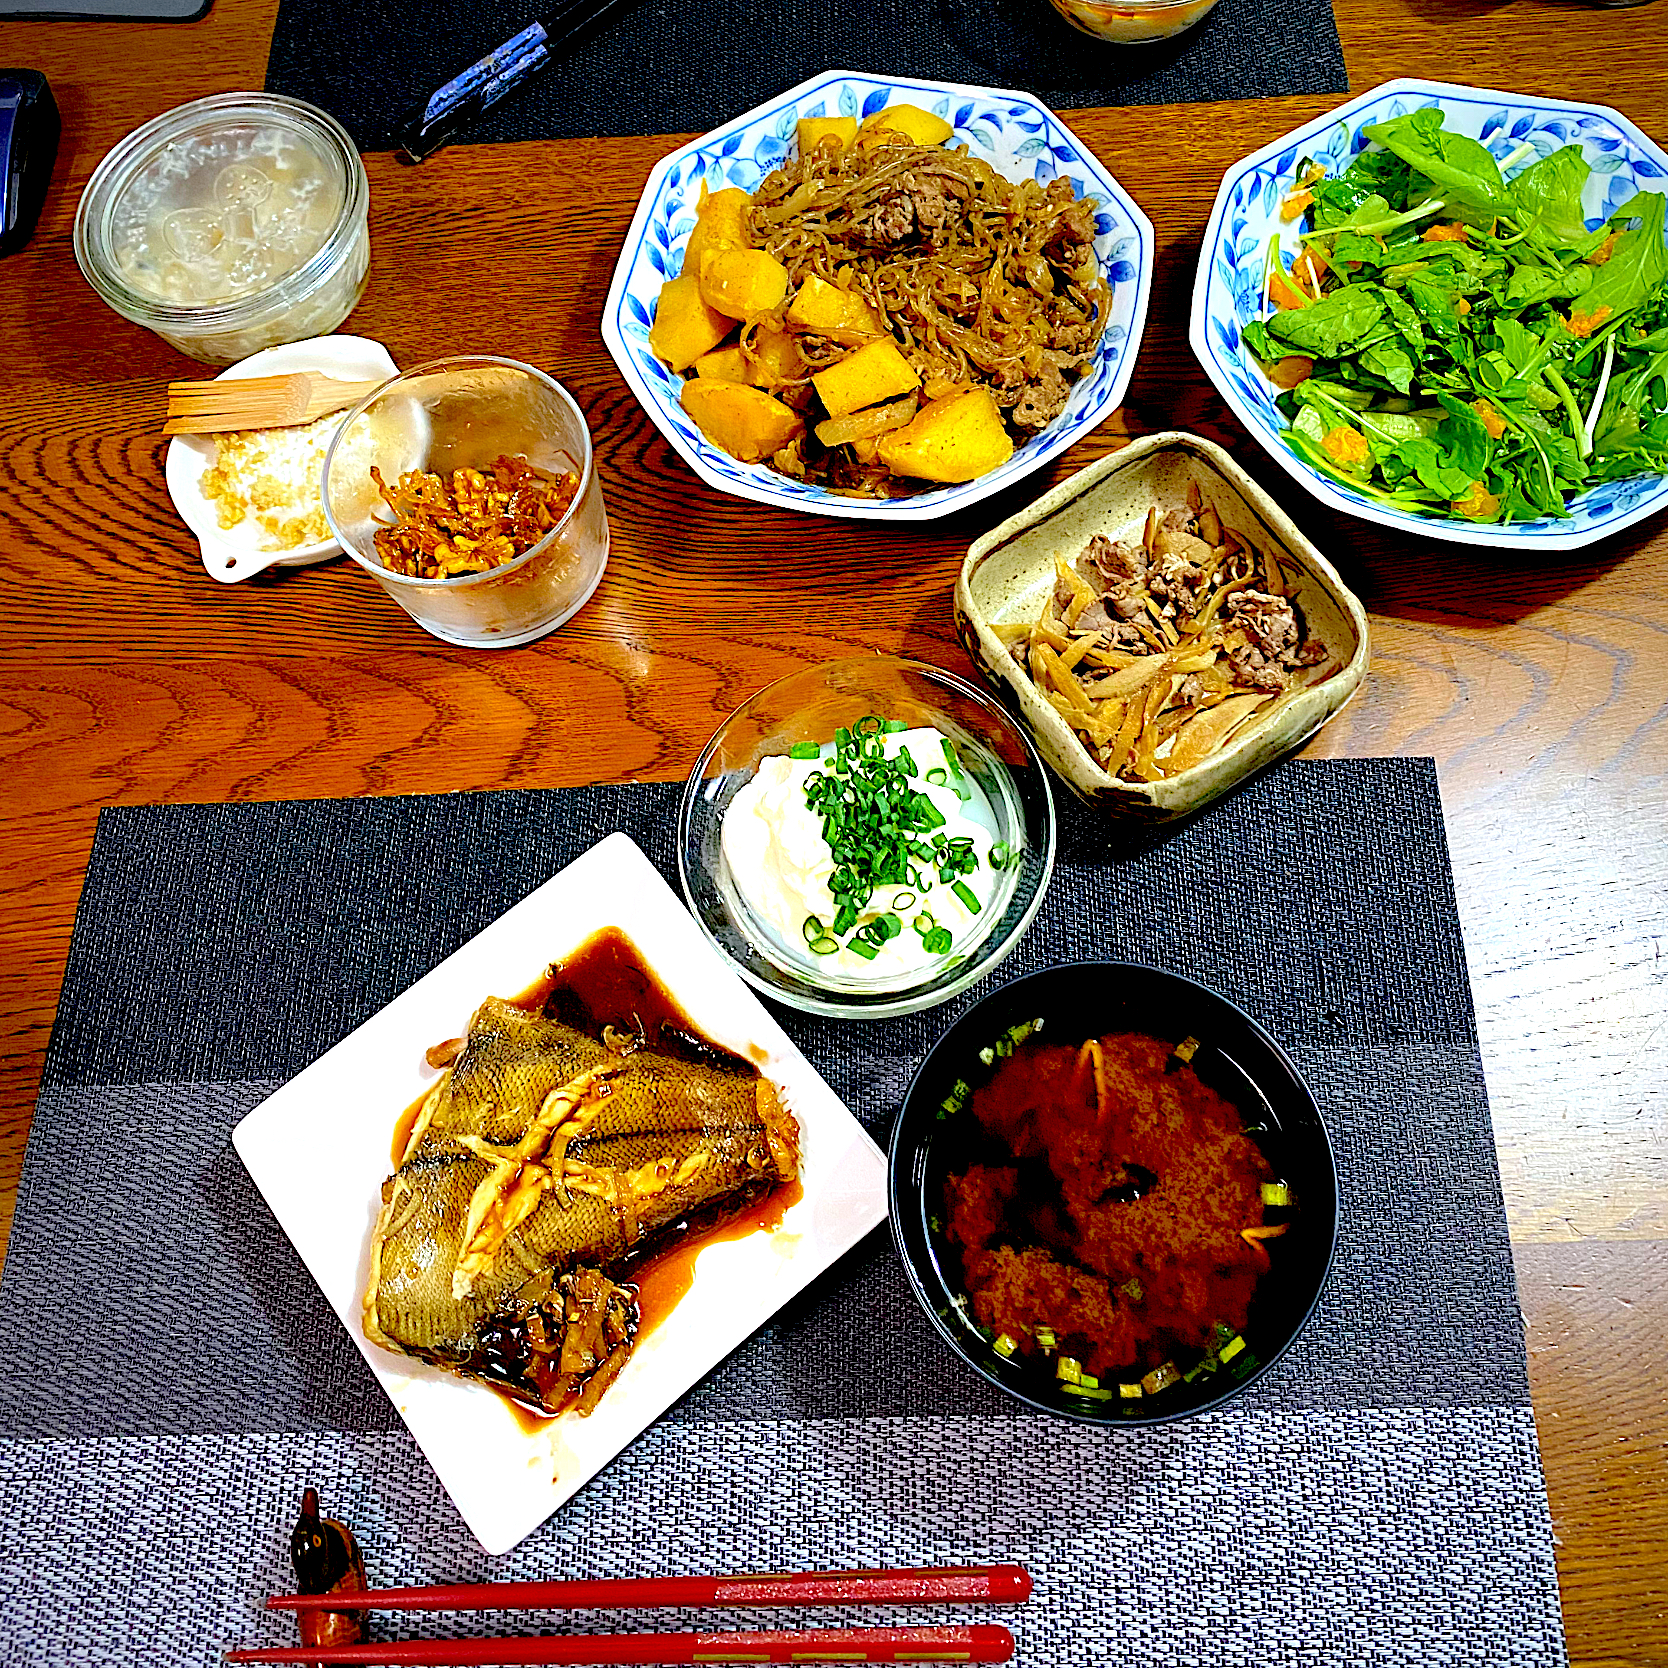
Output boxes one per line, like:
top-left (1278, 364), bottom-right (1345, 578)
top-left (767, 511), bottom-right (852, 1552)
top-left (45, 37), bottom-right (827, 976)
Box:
top-left (602, 70), bottom-right (1154, 522)
top-left (1191, 78), bottom-right (1668, 551)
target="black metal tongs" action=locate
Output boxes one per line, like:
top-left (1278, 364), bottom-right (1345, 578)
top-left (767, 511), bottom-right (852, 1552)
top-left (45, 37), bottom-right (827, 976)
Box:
top-left (389, 0), bottom-right (643, 163)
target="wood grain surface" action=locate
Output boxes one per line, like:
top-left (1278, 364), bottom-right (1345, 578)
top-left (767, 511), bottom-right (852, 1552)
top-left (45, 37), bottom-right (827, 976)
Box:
top-left (1, 0), bottom-right (1664, 1660)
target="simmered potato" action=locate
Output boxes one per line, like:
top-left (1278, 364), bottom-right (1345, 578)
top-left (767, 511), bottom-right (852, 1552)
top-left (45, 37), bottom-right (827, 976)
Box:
top-left (680, 381), bottom-right (804, 462)
top-left (684, 186), bottom-right (753, 271)
top-left (796, 116), bottom-right (857, 153)
top-left (698, 246), bottom-right (790, 321)
top-left (877, 388), bottom-right (1014, 482)
top-left (811, 339), bottom-right (920, 418)
top-left (857, 103), bottom-right (954, 147)
top-left (785, 274), bottom-right (884, 337)
top-left (649, 275), bottom-right (733, 372)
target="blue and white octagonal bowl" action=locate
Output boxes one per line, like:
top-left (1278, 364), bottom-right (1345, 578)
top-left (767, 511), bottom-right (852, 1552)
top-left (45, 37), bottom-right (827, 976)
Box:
top-left (602, 69), bottom-right (1154, 522)
top-left (1191, 78), bottom-right (1668, 552)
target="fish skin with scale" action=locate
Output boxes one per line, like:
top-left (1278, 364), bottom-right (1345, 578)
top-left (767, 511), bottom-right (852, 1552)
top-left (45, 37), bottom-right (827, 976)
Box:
top-left (363, 997), bottom-right (798, 1386)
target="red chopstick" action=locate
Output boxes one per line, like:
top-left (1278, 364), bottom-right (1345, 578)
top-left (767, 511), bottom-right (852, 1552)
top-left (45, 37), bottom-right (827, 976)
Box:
top-left (268, 1565), bottom-right (1032, 1614)
top-left (224, 1623), bottom-right (1015, 1664)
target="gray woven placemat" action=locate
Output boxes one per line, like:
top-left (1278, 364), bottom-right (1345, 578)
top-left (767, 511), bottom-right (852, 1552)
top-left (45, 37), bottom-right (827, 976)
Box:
top-left (264, 0), bottom-right (1348, 150)
top-left (0, 759), bottom-right (1566, 1667)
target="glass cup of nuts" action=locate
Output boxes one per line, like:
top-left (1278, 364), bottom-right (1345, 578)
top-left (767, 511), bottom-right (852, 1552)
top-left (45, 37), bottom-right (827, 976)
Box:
top-left (321, 355), bottom-right (609, 648)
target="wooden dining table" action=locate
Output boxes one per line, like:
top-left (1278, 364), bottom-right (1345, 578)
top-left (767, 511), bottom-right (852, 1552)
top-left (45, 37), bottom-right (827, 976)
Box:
top-left (1, 0), bottom-right (1663, 1660)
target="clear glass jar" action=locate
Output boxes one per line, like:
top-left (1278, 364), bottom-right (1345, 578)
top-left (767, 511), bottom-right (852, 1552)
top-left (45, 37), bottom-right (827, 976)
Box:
top-left (1047, 0), bottom-right (1221, 40)
top-left (74, 92), bottom-right (370, 365)
top-left (322, 356), bottom-right (611, 649)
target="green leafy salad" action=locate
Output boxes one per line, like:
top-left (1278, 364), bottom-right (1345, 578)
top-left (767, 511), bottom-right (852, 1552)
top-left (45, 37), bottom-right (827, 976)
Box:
top-left (1241, 108), bottom-right (1668, 526)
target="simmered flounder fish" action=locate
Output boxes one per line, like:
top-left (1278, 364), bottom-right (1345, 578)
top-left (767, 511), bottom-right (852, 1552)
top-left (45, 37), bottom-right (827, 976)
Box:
top-left (364, 997), bottom-right (799, 1414)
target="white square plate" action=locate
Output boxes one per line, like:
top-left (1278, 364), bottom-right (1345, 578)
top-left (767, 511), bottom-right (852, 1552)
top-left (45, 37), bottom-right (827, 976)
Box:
top-left (233, 832), bottom-right (888, 1555)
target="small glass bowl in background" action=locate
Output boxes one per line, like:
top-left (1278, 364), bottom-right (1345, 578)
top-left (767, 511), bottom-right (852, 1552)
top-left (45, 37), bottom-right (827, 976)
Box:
top-left (322, 356), bottom-right (609, 649)
top-left (678, 656), bottom-right (1056, 1020)
top-left (1048, 0), bottom-right (1221, 41)
top-left (74, 93), bottom-right (369, 366)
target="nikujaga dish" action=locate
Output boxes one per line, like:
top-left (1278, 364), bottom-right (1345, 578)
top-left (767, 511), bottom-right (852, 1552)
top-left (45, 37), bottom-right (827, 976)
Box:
top-left (648, 105), bottom-right (1111, 494)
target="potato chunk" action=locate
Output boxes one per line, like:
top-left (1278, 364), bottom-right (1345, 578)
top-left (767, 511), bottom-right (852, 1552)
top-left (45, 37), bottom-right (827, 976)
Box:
top-left (648, 275), bottom-right (734, 372)
top-left (858, 103), bottom-right (954, 146)
top-left (797, 116), bottom-right (857, 153)
top-left (812, 338), bottom-right (921, 417)
top-left (693, 344), bottom-right (752, 383)
top-left (684, 186), bottom-right (753, 271)
top-left (698, 246), bottom-right (790, 321)
top-left (785, 274), bottom-right (884, 337)
top-left (680, 381), bottom-right (805, 462)
top-left (877, 388), bottom-right (1013, 482)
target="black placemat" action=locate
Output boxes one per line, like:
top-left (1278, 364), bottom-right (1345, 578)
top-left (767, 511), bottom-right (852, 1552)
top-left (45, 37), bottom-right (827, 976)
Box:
top-left (264, 0), bottom-right (1348, 151)
top-left (0, 760), bottom-right (1566, 1667)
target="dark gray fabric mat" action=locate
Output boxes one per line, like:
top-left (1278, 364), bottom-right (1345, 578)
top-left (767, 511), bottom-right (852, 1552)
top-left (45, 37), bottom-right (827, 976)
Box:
top-left (263, 0), bottom-right (1348, 151)
top-left (6, 757), bottom-right (1527, 1439)
top-left (0, 758), bottom-right (1569, 1668)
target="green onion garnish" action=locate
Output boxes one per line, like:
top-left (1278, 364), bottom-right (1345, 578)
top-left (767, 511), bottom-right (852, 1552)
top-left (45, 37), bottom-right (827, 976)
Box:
top-left (924, 767), bottom-right (948, 785)
top-left (1261, 1182), bottom-right (1293, 1207)
top-left (1218, 1335), bottom-right (1246, 1363)
top-left (847, 938), bottom-right (879, 961)
top-left (993, 1333), bottom-right (1017, 1358)
top-left (790, 742), bottom-right (821, 760)
top-left (1056, 1356), bottom-right (1082, 1384)
top-left (1118, 1382), bottom-right (1143, 1400)
top-left (802, 915), bottom-right (825, 944)
top-left (923, 927), bottom-right (952, 955)
top-left (989, 841), bottom-right (1013, 870)
top-left (1063, 1382), bottom-right (1114, 1401)
top-left (950, 880), bottom-right (980, 915)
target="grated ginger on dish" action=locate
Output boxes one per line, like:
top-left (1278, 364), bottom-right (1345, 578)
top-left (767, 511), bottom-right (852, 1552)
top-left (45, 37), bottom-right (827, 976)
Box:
top-left (198, 412), bottom-right (339, 550)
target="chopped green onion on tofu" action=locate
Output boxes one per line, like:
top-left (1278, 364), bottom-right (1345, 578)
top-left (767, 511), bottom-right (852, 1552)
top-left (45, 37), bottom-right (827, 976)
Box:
top-left (993, 1333), bottom-right (1017, 1358)
top-left (1218, 1334), bottom-right (1246, 1363)
top-left (1261, 1182), bottom-right (1293, 1207)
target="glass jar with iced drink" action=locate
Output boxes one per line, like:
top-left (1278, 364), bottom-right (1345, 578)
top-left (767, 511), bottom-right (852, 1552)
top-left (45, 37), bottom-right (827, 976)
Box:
top-left (74, 93), bottom-right (369, 365)
top-left (322, 357), bottom-right (611, 649)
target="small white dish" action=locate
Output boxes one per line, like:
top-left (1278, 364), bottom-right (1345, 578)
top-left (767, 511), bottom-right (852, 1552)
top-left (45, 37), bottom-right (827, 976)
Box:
top-left (232, 831), bottom-right (888, 1555)
top-left (601, 68), bottom-right (1154, 522)
top-left (165, 333), bottom-right (398, 583)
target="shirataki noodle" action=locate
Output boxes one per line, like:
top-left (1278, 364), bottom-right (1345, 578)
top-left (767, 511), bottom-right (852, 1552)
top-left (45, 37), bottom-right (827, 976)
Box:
top-left (746, 137), bottom-right (1112, 494)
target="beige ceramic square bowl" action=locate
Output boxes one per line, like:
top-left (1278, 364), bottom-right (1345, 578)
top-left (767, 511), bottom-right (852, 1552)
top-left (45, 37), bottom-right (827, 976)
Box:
top-left (955, 431), bottom-right (1370, 822)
